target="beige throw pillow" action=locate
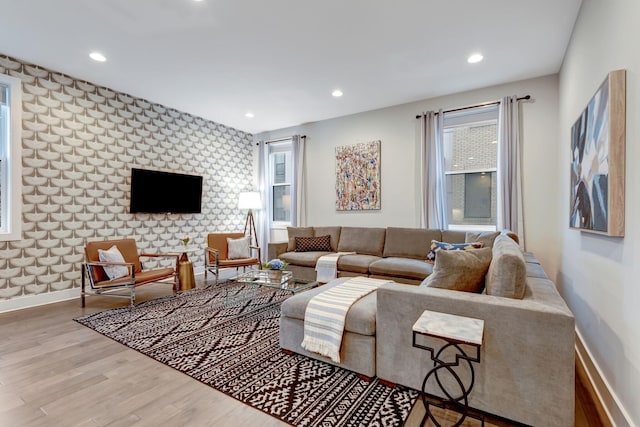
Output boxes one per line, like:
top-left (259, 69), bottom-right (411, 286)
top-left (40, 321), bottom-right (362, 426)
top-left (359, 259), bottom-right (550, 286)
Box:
top-left (421, 247), bottom-right (492, 293)
top-left (227, 236), bottom-right (251, 259)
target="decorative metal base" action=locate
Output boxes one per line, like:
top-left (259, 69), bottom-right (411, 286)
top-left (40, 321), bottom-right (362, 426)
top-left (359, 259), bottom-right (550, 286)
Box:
top-left (414, 333), bottom-right (484, 427)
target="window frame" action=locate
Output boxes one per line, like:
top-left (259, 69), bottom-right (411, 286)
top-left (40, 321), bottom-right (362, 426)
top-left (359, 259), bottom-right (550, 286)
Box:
top-left (268, 140), bottom-right (293, 228)
top-left (442, 106), bottom-right (498, 232)
top-left (0, 73), bottom-right (22, 241)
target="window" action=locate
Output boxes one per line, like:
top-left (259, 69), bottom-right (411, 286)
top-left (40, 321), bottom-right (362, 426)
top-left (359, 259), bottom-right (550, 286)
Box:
top-left (443, 105), bottom-right (498, 231)
top-left (0, 73), bottom-right (22, 241)
top-left (268, 140), bottom-right (293, 224)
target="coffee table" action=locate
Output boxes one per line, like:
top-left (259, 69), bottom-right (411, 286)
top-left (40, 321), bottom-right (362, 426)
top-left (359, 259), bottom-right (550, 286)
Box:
top-left (236, 270), bottom-right (318, 293)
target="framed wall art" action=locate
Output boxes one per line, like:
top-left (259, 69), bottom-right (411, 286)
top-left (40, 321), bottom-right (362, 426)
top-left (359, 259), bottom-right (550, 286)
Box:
top-left (569, 69), bottom-right (626, 236)
top-left (335, 140), bottom-right (381, 211)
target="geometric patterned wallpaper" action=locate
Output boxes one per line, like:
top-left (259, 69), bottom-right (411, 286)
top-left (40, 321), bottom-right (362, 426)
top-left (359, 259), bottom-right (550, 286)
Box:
top-left (0, 53), bottom-right (254, 301)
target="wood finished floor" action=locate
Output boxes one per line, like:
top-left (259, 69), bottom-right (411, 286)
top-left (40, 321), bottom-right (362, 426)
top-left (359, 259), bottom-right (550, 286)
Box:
top-left (0, 279), bottom-right (606, 427)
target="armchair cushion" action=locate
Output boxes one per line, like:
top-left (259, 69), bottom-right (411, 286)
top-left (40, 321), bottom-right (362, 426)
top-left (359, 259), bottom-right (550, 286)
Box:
top-left (98, 245), bottom-right (128, 280)
top-left (227, 236), bottom-right (251, 259)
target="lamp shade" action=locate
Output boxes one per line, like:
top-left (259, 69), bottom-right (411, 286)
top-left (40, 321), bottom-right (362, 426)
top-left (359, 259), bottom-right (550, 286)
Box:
top-left (238, 191), bottom-right (262, 210)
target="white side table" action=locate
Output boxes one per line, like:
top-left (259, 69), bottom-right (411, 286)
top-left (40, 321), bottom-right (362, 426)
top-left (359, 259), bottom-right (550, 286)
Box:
top-left (412, 310), bottom-right (485, 427)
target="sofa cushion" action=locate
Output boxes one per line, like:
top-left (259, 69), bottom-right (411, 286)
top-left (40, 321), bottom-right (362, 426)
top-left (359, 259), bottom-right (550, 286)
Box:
top-left (441, 230), bottom-right (467, 243)
top-left (383, 227), bottom-right (441, 260)
top-left (485, 234), bottom-right (527, 299)
top-left (526, 262), bottom-right (549, 279)
top-left (287, 227), bottom-right (314, 251)
top-left (295, 235), bottom-right (332, 252)
top-left (280, 277), bottom-right (377, 336)
top-left (369, 257), bottom-right (433, 280)
top-left (420, 247), bottom-right (492, 293)
top-left (337, 254), bottom-right (382, 274)
top-left (426, 240), bottom-right (484, 264)
top-left (313, 226), bottom-right (342, 251)
top-left (280, 251), bottom-right (331, 268)
top-left (465, 231), bottom-right (501, 248)
top-left (338, 227), bottom-right (386, 256)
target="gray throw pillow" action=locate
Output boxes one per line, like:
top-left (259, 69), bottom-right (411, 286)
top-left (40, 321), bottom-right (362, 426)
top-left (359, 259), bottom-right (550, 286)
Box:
top-left (421, 247), bottom-right (493, 293)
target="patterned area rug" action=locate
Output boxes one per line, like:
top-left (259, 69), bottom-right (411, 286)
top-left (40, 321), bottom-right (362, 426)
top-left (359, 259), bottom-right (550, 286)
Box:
top-left (75, 282), bottom-right (418, 426)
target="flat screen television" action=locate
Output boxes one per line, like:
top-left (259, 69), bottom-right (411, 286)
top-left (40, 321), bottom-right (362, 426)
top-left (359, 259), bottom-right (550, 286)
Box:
top-left (129, 168), bottom-right (203, 214)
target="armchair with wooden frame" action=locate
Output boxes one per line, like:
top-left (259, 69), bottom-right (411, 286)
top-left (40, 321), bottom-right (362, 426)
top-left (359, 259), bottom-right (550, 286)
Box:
top-left (204, 232), bottom-right (261, 280)
top-left (82, 239), bottom-right (179, 307)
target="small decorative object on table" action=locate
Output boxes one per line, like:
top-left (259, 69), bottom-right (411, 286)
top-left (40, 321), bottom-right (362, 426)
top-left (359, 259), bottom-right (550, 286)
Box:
top-left (412, 310), bottom-right (485, 427)
top-left (180, 235), bottom-right (190, 247)
top-left (262, 258), bottom-right (289, 281)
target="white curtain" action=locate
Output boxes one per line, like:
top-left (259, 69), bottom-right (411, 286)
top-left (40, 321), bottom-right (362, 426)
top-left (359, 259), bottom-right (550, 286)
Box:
top-left (420, 111), bottom-right (448, 229)
top-left (291, 135), bottom-right (307, 226)
top-left (497, 95), bottom-right (525, 247)
top-left (257, 140), bottom-right (269, 261)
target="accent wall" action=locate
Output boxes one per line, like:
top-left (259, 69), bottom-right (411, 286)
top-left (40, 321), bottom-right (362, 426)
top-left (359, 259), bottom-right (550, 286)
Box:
top-left (0, 54), bottom-right (254, 311)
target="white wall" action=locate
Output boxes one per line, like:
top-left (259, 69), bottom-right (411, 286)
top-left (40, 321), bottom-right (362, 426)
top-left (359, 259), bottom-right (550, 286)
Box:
top-left (559, 0), bottom-right (639, 425)
top-left (257, 75), bottom-right (562, 276)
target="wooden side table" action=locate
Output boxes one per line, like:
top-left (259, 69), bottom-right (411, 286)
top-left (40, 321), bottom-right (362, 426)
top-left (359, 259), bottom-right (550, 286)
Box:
top-left (412, 310), bottom-right (485, 427)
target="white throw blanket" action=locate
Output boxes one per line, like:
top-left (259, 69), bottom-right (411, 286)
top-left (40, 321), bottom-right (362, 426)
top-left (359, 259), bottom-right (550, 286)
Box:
top-left (315, 252), bottom-right (355, 282)
top-left (301, 276), bottom-right (393, 363)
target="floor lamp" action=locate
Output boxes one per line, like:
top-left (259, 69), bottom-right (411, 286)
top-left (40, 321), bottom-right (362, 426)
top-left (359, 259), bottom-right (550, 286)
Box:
top-left (238, 191), bottom-right (261, 247)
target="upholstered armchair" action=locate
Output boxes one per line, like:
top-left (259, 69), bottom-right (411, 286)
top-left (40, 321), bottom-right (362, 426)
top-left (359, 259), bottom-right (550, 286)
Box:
top-left (82, 239), bottom-right (179, 307)
top-left (204, 232), bottom-right (261, 280)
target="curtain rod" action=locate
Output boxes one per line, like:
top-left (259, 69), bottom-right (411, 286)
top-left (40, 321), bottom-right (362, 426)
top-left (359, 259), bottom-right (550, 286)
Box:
top-left (415, 95), bottom-right (531, 119)
top-left (256, 135), bottom-right (306, 145)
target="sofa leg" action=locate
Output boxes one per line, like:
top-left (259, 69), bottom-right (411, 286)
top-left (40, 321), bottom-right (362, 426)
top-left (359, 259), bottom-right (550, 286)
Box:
top-left (378, 378), bottom-right (396, 388)
top-left (357, 373), bottom-right (373, 382)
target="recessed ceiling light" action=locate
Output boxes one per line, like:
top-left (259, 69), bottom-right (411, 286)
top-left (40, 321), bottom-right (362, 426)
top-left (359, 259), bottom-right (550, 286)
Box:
top-left (467, 53), bottom-right (483, 64)
top-left (468, 157), bottom-right (475, 160)
top-left (332, 89), bottom-right (343, 97)
top-left (245, 112), bottom-right (254, 118)
top-left (89, 52), bottom-right (106, 62)
top-left (490, 140), bottom-right (497, 144)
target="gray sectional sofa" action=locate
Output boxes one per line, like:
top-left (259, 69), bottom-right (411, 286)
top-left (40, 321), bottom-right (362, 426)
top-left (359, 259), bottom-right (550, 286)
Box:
top-left (269, 226), bottom-right (507, 285)
top-left (276, 226), bottom-right (575, 426)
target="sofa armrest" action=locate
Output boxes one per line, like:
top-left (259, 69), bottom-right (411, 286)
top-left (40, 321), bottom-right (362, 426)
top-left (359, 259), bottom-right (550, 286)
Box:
top-left (268, 242), bottom-right (288, 260)
top-left (376, 283), bottom-right (575, 425)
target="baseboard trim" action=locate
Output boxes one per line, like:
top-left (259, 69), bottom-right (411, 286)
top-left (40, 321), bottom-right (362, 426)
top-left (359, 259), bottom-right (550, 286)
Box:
top-left (0, 288), bottom-right (80, 314)
top-left (0, 269), bottom-right (238, 314)
top-left (575, 328), bottom-right (635, 427)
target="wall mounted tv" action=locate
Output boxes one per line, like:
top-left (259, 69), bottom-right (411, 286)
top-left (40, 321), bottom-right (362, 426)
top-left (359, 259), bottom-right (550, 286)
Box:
top-left (129, 168), bottom-right (203, 214)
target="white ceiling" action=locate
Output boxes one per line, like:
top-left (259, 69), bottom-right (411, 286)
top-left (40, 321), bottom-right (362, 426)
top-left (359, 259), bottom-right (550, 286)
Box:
top-left (0, 0), bottom-right (582, 134)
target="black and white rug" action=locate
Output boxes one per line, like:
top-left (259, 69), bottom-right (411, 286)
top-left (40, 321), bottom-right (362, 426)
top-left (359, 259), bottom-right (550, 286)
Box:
top-left (75, 282), bottom-right (418, 426)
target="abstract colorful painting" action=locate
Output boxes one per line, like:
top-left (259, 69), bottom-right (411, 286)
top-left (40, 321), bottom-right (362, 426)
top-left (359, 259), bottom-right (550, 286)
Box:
top-left (570, 69), bottom-right (626, 236)
top-left (335, 141), bottom-right (381, 210)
